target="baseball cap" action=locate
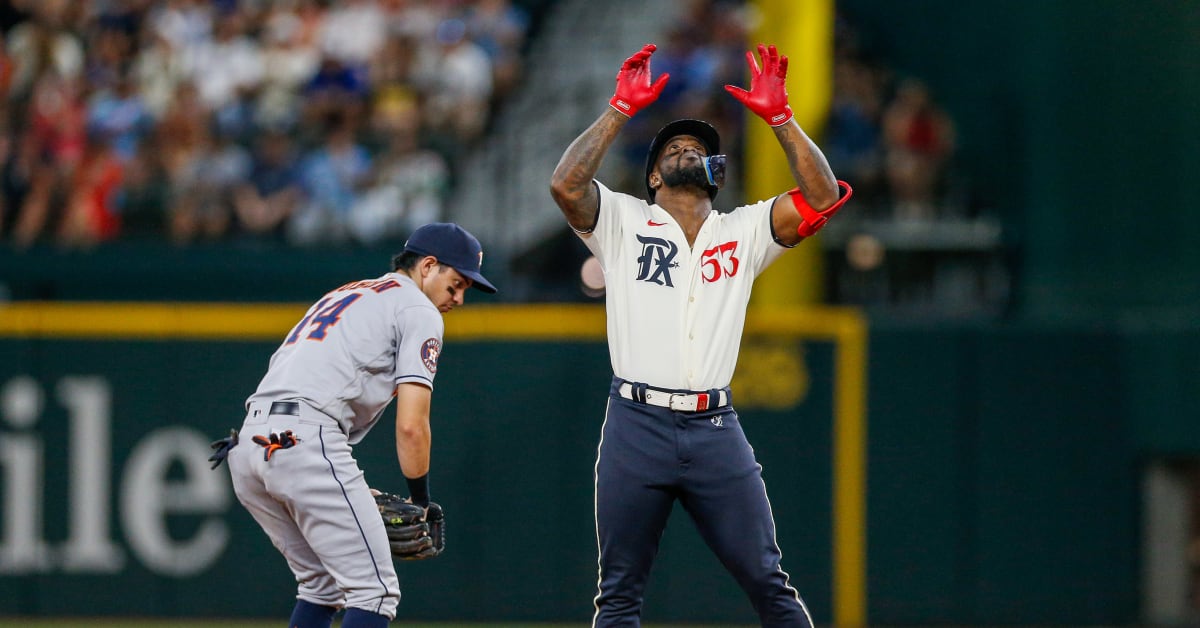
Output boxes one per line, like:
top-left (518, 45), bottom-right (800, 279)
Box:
top-left (645, 119), bottom-right (721, 201)
top-left (402, 223), bottom-right (497, 293)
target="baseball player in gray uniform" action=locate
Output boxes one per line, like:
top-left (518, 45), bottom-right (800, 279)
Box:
top-left (550, 43), bottom-right (852, 627)
top-left (219, 223), bottom-right (495, 628)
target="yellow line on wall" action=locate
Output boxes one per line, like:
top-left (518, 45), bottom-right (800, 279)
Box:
top-left (831, 311), bottom-right (868, 628)
top-left (0, 301), bottom-right (306, 340)
top-left (752, 307), bottom-right (869, 627)
top-left (0, 302), bottom-right (616, 341)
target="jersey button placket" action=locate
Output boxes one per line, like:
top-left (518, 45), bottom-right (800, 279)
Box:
top-left (678, 247), bottom-right (699, 389)
top-left (683, 288), bottom-right (700, 389)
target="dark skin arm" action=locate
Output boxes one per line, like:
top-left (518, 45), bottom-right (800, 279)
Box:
top-left (769, 118), bottom-right (842, 247)
top-left (553, 42), bottom-right (843, 245)
top-left (549, 108), bottom-right (630, 233)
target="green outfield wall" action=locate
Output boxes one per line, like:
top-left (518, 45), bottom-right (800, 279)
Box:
top-left (1, 303), bottom-right (1190, 625)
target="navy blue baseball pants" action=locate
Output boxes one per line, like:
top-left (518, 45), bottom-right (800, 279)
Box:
top-left (592, 377), bottom-right (812, 628)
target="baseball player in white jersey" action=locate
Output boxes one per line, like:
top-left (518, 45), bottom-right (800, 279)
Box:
top-left (214, 223), bottom-right (495, 628)
top-left (550, 43), bottom-right (852, 627)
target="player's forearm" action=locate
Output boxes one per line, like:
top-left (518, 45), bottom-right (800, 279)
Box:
top-left (395, 418), bottom-right (431, 478)
top-left (550, 109), bottom-right (628, 225)
top-left (394, 384), bottom-right (433, 478)
top-left (774, 119), bottom-right (840, 209)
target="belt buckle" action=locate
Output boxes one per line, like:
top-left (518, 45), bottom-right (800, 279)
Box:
top-left (669, 393), bottom-right (699, 412)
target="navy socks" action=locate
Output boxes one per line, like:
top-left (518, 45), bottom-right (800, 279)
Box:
top-left (289, 599), bottom-right (337, 628)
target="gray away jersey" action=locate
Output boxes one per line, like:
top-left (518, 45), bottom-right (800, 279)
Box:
top-left (247, 272), bottom-right (444, 443)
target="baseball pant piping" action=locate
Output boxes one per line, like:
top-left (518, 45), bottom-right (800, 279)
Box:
top-left (316, 425), bottom-right (394, 617)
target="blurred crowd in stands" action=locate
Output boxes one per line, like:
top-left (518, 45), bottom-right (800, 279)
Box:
top-left (820, 10), bottom-right (1008, 315)
top-left (0, 0), bottom-right (532, 250)
top-left (825, 10), bottom-right (957, 222)
top-left (0, 0), bottom-right (977, 314)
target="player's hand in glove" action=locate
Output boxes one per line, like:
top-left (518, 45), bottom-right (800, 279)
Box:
top-left (375, 492), bottom-right (445, 560)
top-left (424, 501), bottom-right (445, 557)
top-left (208, 429), bottom-right (239, 469)
top-left (609, 44), bottom-right (669, 118)
top-left (725, 43), bottom-right (794, 127)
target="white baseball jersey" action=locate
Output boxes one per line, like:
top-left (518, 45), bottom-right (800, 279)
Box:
top-left (579, 181), bottom-right (791, 390)
top-left (247, 271), bottom-right (444, 443)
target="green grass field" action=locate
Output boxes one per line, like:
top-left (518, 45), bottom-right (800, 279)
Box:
top-left (0, 622), bottom-right (752, 628)
top-left (0, 624), bottom-right (572, 628)
top-left (0, 625), bottom-right (584, 628)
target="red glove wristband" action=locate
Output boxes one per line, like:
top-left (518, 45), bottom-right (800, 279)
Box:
top-left (792, 181), bottom-right (854, 237)
top-left (609, 95), bottom-right (637, 117)
top-left (766, 105), bottom-right (794, 127)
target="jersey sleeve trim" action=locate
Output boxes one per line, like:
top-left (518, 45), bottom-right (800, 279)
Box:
top-left (767, 193), bottom-right (799, 249)
top-left (395, 374), bottom-right (433, 388)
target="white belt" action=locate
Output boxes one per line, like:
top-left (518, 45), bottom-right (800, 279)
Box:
top-left (618, 382), bottom-right (729, 412)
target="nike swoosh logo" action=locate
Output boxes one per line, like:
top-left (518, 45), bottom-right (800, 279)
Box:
top-left (647, 220), bottom-right (667, 227)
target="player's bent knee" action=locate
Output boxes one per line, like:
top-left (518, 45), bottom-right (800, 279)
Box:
top-left (295, 571), bottom-right (342, 606)
top-left (344, 582), bottom-right (400, 620)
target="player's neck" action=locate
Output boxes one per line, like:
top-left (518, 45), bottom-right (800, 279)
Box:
top-left (656, 190), bottom-right (712, 248)
top-left (397, 268), bottom-right (420, 286)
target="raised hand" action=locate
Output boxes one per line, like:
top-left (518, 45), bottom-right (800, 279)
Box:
top-left (724, 43), bottom-right (793, 127)
top-left (609, 44), bottom-right (670, 118)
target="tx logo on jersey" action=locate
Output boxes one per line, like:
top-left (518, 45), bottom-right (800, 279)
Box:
top-left (635, 234), bottom-right (679, 287)
top-left (701, 240), bottom-right (741, 283)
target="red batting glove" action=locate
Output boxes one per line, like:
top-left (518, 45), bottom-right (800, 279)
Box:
top-left (609, 44), bottom-right (670, 118)
top-left (724, 43), bottom-right (794, 127)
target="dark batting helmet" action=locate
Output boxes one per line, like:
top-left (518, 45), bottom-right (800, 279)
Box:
top-left (644, 119), bottom-right (721, 201)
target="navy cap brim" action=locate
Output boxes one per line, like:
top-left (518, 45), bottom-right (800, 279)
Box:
top-left (457, 267), bottom-right (497, 294)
